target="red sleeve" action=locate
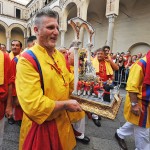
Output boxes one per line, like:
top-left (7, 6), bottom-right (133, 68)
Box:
top-left (10, 58), bottom-right (17, 96)
top-left (0, 53), bottom-right (11, 101)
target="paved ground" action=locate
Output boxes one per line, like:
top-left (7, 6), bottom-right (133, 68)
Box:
top-left (2, 88), bottom-right (136, 150)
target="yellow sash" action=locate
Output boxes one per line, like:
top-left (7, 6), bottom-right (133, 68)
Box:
top-left (9, 51), bottom-right (14, 60)
top-left (0, 51), bottom-right (4, 85)
top-left (92, 57), bottom-right (113, 75)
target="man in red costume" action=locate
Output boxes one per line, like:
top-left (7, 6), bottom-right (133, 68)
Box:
top-left (6, 40), bottom-right (23, 125)
top-left (0, 44), bottom-right (12, 149)
top-left (92, 48), bottom-right (119, 126)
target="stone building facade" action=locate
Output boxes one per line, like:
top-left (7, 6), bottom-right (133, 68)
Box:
top-left (0, 0), bottom-right (150, 54)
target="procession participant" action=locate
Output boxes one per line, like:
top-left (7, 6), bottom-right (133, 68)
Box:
top-left (92, 48), bottom-right (119, 82)
top-left (92, 48), bottom-right (119, 127)
top-left (0, 44), bottom-right (12, 150)
top-left (115, 51), bottom-right (150, 150)
top-left (23, 36), bottom-right (37, 51)
top-left (102, 45), bottom-right (110, 57)
top-left (59, 47), bottom-right (68, 57)
top-left (137, 52), bottom-right (142, 60)
top-left (9, 40), bottom-right (22, 60)
top-left (16, 8), bottom-right (84, 150)
top-left (0, 44), bottom-right (7, 53)
top-left (7, 38), bottom-right (36, 124)
top-left (7, 40), bottom-right (23, 125)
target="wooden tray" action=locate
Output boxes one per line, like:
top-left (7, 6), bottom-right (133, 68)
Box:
top-left (70, 94), bottom-right (122, 120)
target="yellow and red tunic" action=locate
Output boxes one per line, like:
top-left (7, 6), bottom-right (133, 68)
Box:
top-left (124, 57), bottom-right (150, 128)
top-left (16, 44), bottom-right (84, 150)
top-left (92, 57), bottom-right (113, 82)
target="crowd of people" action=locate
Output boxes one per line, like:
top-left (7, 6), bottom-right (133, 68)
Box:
top-left (0, 7), bottom-right (149, 150)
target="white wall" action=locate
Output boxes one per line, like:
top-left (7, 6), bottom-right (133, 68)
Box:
top-left (0, 0), bottom-right (26, 19)
top-left (113, 1), bottom-right (150, 54)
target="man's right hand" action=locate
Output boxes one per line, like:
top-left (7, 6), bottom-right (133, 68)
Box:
top-left (5, 106), bottom-right (13, 118)
top-left (64, 100), bottom-right (82, 112)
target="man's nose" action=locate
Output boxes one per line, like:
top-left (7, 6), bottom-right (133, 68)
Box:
top-left (54, 28), bottom-right (59, 35)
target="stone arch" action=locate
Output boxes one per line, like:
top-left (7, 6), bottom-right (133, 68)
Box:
top-left (86, 0), bottom-right (107, 51)
top-left (9, 24), bottom-right (26, 49)
top-left (63, 0), bottom-right (80, 9)
top-left (51, 6), bottom-right (62, 23)
top-left (128, 42), bottom-right (150, 55)
top-left (10, 28), bottom-right (25, 49)
top-left (0, 22), bottom-right (7, 46)
top-left (9, 23), bottom-right (26, 37)
top-left (0, 20), bottom-right (8, 32)
top-left (61, 1), bottom-right (78, 31)
top-left (52, 6), bottom-right (61, 13)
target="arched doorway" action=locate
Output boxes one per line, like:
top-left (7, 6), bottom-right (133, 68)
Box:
top-left (65, 2), bottom-right (77, 48)
top-left (86, 0), bottom-right (107, 51)
top-left (0, 24), bottom-right (7, 46)
top-left (10, 27), bottom-right (24, 49)
top-left (128, 42), bottom-right (150, 55)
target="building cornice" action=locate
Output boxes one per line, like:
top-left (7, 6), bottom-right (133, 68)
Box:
top-left (0, 14), bottom-right (27, 22)
top-left (26, 0), bottom-right (34, 7)
top-left (8, 0), bottom-right (27, 7)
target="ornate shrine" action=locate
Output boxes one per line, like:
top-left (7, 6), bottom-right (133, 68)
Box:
top-left (68, 17), bottom-right (121, 120)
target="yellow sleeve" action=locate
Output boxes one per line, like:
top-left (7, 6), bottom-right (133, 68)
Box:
top-left (126, 63), bottom-right (144, 93)
top-left (16, 57), bottom-right (55, 124)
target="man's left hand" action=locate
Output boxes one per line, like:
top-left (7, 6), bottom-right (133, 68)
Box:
top-left (131, 104), bottom-right (143, 116)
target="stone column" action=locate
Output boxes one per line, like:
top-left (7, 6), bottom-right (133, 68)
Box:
top-left (106, 14), bottom-right (116, 51)
top-left (73, 40), bottom-right (81, 95)
top-left (87, 43), bottom-right (93, 63)
top-left (24, 37), bottom-right (27, 48)
top-left (24, 30), bottom-right (27, 48)
top-left (6, 31), bottom-right (10, 51)
top-left (60, 30), bottom-right (66, 47)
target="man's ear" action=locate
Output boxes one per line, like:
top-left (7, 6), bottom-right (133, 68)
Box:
top-left (34, 26), bottom-right (38, 35)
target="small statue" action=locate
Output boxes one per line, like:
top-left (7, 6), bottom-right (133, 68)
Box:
top-left (90, 81), bottom-right (95, 95)
top-left (83, 81), bottom-right (91, 96)
top-left (103, 79), bottom-right (114, 102)
top-left (77, 79), bottom-right (84, 95)
top-left (93, 77), bottom-right (104, 98)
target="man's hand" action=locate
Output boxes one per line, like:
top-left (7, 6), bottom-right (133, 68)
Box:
top-left (131, 104), bottom-right (143, 116)
top-left (5, 105), bottom-right (13, 118)
top-left (64, 99), bottom-right (82, 112)
top-left (104, 56), bottom-right (111, 62)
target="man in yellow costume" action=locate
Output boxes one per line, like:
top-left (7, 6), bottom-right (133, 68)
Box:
top-left (16, 8), bottom-right (84, 150)
top-left (115, 51), bottom-right (150, 150)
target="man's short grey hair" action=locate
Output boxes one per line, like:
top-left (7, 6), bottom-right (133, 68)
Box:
top-left (34, 7), bottom-right (59, 25)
